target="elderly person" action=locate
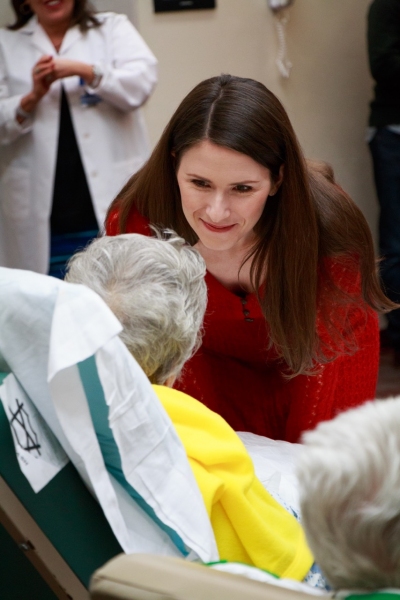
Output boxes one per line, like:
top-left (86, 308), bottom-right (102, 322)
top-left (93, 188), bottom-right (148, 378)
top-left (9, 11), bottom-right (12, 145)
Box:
top-left (298, 396), bottom-right (400, 590)
top-left (65, 232), bottom-right (315, 582)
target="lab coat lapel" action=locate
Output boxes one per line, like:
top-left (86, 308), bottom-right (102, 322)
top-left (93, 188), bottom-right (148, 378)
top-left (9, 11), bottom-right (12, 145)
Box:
top-left (59, 26), bottom-right (82, 55)
top-left (18, 16), bottom-right (82, 56)
top-left (21, 16), bottom-right (55, 56)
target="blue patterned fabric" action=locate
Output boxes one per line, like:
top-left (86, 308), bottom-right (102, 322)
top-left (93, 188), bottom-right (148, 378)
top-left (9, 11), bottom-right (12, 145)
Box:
top-left (303, 561), bottom-right (331, 590)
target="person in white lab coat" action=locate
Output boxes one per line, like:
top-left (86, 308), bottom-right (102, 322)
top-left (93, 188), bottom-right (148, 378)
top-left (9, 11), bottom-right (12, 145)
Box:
top-left (0, 0), bottom-right (157, 275)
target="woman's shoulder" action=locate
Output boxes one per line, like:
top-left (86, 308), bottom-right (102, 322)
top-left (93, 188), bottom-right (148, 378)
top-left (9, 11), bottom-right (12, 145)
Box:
top-left (0, 13), bottom-right (40, 36)
top-left (0, 22), bottom-right (30, 42)
top-left (317, 254), bottom-right (378, 353)
top-left (106, 201), bottom-right (152, 237)
top-left (95, 11), bottom-right (135, 30)
top-left (319, 254), bottom-right (361, 297)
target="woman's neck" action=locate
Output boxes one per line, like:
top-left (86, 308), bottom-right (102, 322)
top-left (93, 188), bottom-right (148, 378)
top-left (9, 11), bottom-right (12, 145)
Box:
top-left (194, 242), bottom-right (256, 295)
top-left (39, 19), bottom-right (70, 52)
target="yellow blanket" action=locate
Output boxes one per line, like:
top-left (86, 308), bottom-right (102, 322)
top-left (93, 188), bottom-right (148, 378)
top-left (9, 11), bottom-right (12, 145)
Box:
top-left (153, 385), bottom-right (313, 580)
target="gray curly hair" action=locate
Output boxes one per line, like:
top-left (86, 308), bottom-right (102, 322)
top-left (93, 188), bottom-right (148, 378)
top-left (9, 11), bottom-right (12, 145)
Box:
top-left (65, 231), bottom-right (207, 384)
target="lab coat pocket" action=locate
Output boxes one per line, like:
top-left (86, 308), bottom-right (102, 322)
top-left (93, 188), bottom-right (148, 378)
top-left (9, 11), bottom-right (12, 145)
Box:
top-left (1, 166), bottom-right (30, 219)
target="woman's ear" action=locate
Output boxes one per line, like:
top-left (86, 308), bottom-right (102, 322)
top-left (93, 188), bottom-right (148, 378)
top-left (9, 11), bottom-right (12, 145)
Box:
top-left (171, 150), bottom-right (178, 171)
top-left (270, 164), bottom-right (284, 196)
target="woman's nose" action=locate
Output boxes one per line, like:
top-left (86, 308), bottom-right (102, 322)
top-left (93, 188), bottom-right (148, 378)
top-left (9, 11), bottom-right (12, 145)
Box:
top-left (205, 192), bottom-right (229, 222)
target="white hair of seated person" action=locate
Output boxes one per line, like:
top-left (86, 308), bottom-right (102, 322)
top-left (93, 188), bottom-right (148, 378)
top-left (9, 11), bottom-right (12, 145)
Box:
top-left (65, 231), bottom-right (207, 385)
top-left (297, 397), bottom-right (400, 590)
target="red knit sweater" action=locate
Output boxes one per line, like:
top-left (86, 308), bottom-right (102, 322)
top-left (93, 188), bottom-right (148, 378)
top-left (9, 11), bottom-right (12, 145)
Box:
top-left (106, 206), bottom-right (380, 442)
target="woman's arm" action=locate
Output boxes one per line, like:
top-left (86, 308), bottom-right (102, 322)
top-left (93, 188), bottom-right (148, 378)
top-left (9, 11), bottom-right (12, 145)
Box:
top-left (0, 40), bottom-right (32, 144)
top-left (16, 55), bottom-right (55, 123)
top-left (0, 42), bottom-right (54, 144)
top-left (284, 305), bottom-right (379, 443)
top-left (284, 256), bottom-right (381, 442)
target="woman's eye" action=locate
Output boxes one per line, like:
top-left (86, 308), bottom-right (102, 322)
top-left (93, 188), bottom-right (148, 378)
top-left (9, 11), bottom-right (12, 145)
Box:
top-left (234, 185), bottom-right (252, 193)
top-left (191, 179), bottom-right (209, 188)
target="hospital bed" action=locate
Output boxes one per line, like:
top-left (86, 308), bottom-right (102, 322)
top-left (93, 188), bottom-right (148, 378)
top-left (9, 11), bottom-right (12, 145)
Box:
top-left (0, 370), bottom-right (121, 599)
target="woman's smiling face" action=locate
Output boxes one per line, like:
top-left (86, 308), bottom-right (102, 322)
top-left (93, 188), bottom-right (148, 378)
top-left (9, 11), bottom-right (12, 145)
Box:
top-left (177, 140), bottom-right (279, 254)
top-left (26, 0), bottom-right (75, 29)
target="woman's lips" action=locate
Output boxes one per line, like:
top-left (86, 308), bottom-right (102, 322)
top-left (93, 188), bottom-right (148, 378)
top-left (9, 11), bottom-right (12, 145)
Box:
top-left (44, 0), bottom-right (62, 7)
top-left (201, 220), bottom-right (236, 233)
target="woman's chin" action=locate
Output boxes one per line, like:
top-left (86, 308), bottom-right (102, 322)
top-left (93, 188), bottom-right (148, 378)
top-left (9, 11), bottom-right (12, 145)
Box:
top-left (196, 234), bottom-right (244, 254)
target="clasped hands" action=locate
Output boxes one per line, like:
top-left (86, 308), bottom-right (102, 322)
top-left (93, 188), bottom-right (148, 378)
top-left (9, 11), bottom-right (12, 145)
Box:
top-left (16, 55), bottom-right (95, 122)
top-left (16, 55), bottom-right (96, 122)
top-left (31, 55), bottom-right (94, 100)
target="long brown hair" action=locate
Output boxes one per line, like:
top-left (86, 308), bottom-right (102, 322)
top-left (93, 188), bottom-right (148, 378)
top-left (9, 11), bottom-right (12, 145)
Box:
top-left (109, 74), bottom-right (395, 375)
top-left (8, 0), bottom-right (101, 31)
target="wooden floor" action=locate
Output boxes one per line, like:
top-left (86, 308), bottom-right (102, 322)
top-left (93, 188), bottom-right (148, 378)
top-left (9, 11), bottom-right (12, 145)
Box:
top-left (376, 348), bottom-right (400, 398)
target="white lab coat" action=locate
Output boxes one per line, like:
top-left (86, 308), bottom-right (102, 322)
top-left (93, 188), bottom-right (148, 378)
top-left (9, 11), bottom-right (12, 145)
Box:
top-left (0, 12), bottom-right (157, 273)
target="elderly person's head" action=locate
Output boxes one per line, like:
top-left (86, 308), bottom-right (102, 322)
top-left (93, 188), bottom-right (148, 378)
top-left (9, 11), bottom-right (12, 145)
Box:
top-left (297, 397), bottom-right (400, 590)
top-left (65, 232), bottom-right (207, 385)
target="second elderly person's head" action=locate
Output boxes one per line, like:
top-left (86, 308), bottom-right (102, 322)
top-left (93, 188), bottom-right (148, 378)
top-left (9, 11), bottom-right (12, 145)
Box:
top-left (298, 397), bottom-right (400, 590)
top-left (65, 232), bottom-right (207, 385)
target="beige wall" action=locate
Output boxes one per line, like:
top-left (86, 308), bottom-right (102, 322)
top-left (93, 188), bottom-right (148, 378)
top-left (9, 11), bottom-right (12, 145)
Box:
top-left (0, 1), bottom-right (377, 234)
top-left (0, 4), bottom-right (13, 25)
top-left (136, 0), bottom-right (377, 233)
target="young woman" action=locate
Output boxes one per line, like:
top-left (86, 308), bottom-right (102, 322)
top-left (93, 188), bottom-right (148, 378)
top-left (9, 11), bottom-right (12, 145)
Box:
top-left (0, 0), bottom-right (157, 276)
top-left (106, 74), bottom-right (394, 442)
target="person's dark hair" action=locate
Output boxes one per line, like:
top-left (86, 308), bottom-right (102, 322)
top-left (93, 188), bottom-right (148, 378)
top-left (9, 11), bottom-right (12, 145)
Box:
top-left (8, 0), bottom-right (101, 31)
top-left (108, 74), bottom-right (395, 375)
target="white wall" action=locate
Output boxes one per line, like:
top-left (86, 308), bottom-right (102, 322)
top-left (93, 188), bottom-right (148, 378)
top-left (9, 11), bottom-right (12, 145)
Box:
top-left (0, 1), bottom-right (377, 234)
top-left (92, 0), bottom-right (138, 26)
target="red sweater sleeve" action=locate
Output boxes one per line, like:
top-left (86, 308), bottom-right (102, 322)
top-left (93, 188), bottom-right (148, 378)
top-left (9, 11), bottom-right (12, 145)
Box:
top-left (284, 256), bottom-right (380, 441)
top-left (284, 305), bottom-right (379, 442)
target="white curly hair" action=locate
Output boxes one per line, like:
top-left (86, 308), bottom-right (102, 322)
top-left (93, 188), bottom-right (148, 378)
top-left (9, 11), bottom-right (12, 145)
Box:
top-left (298, 396), bottom-right (400, 590)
